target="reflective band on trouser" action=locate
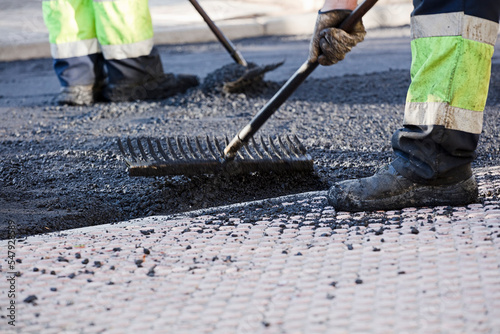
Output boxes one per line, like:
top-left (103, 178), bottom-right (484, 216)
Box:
top-left (404, 102), bottom-right (483, 135)
top-left (50, 38), bottom-right (101, 59)
top-left (411, 13), bottom-right (499, 46)
top-left (100, 38), bottom-right (154, 60)
top-left (92, 0), bottom-right (154, 60)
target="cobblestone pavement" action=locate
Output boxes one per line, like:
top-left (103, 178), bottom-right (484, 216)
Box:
top-left (1, 166), bottom-right (499, 333)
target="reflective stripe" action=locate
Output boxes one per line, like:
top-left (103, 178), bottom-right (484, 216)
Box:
top-left (100, 37), bottom-right (153, 60)
top-left (50, 38), bottom-right (101, 59)
top-left (407, 36), bottom-right (493, 112)
top-left (50, 34), bottom-right (154, 60)
top-left (411, 13), bottom-right (499, 45)
top-left (404, 102), bottom-right (483, 134)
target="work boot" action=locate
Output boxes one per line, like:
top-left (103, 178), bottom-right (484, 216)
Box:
top-left (103, 73), bottom-right (199, 102)
top-left (56, 85), bottom-right (94, 106)
top-left (56, 81), bottom-right (106, 106)
top-left (328, 164), bottom-right (478, 212)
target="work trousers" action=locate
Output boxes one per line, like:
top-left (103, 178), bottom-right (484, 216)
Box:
top-left (392, 0), bottom-right (500, 184)
top-left (42, 0), bottom-right (164, 87)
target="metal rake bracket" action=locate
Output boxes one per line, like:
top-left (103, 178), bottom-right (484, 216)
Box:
top-left (118, 135), bottom-right (314, 176)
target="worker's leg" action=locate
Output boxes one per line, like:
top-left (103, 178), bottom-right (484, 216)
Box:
top-left (42, 0), bottom-right (106, 105)
top-left (328, 0), bottom-right (500, 211)
top-left (392, 0), bottom-right (500, 184)
top-left (92, 0), bottom-right (198, 101)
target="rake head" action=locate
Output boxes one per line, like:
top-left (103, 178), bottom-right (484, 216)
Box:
top-left (118, 135), bottom-right (313, 176)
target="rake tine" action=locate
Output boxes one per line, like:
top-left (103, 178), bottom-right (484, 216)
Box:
top-left (175, 136), bottom-right (190, 160)
top-left (185, 136), bottom-right (200, 160)
top-left (126, 138), bottom-right (139, 162)
top-left (117, 139), bottom-right (133, 167)
top-left (167, 137), bottom-right (180, 160)
top-left (243, 141), bottom-right (255, 159)
top-left (205, 136), bottom-right (218, 159)
top-left (213, 137), bottom-right (224, 156)
top-left (147, 138), bottom-right (161, 162)
top-left (117, 138), bottom-right (127, 157)
top-left (259, 136), bottom-right (274, 159)
top-left (286, 135), bottom-right (301, 157)
top-left (136, 138), bottom-right (149, 161)
top-left (268, 136), bottom-right (283, 159)
top-left (284, 135), bottom-right (302, 157)
top-left (195, 137), bottom-right (209, 159)
top-left (277, 136), bottom-right (293, 158)
top-left (292, 135), bottom-right (308, 154)
top-left (250, 137), bottom-right (264, 159)
top-left (155, 139), bottom-right (170, 161)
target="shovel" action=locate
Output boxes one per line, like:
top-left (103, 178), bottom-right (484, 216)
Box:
top-left (189, 0), bottom-right (283, 93)
top-left (118, 0), bottom-right (378, 176)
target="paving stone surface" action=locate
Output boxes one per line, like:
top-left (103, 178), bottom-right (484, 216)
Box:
top-left (1, 166), bottom-right (500, 333)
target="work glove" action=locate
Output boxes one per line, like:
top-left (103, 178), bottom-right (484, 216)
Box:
top-left (309, 10), bottom-right (366, 66)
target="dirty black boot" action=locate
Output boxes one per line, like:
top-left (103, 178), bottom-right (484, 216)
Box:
top-left (103, 73), bottom-right (199, 102)
top-left (328, 164), bottom-right (478, 212)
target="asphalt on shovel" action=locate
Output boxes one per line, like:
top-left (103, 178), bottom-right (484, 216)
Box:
top-left (189, 0), bottom-right (283, 93)
top-left (118, 0), bottom-right (379, 177)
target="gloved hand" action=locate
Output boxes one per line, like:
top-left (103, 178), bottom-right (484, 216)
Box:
top-left (309, 10), bottom-right (366, 66)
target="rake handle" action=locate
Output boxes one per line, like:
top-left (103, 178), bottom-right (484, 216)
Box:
top-left (223, 0), bottom-right (378, 160)
top-left (189, 0), bottom-right (248, 67)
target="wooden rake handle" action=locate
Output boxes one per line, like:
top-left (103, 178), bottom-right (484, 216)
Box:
top-left (223, 0), bottom-right (379, 160)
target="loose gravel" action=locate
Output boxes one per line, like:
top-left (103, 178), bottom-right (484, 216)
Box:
top-left (1, 44), bottom-right (499, 239)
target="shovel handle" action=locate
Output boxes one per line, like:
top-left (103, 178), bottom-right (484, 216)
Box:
top-left (224, 0), bottom-right (378, 159)
top-left (189, 0), bottom-right (248, 67)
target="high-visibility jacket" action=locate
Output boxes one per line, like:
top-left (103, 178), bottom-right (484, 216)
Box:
top-left (392, 0), bottom-right (500, 184)
top-left (42, 0), bottom-right (163, 87)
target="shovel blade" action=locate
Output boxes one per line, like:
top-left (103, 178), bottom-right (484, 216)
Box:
top-left (223, 61), bottom-right (284, 94)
